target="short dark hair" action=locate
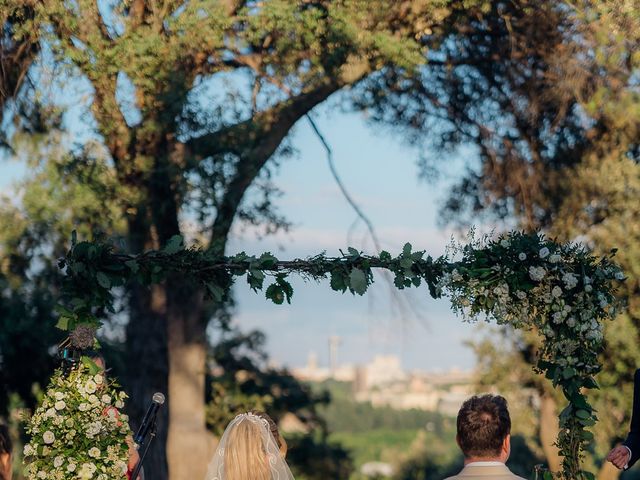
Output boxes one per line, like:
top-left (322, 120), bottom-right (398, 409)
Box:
top-left (456, 394), bottom-right (511, 458)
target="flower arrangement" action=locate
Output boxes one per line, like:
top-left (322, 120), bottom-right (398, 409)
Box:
top-left (23, 362), bottom-right (131, 480)
top-left (438, 231), bottom-right (623, 480)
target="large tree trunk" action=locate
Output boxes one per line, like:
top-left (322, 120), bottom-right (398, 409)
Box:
top-left (166, 277), bottom-right (216, 480)
top-left (539, 392), bottom-right (562, 473)
top-left (126, 282), bottom-right (170, 480)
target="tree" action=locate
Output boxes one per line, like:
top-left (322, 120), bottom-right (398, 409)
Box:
top-left (4, 1), bottom-right (634, 478)
top-left (415, 2), bottom-right (640, 478)
top-left (0, 2), bottom-right (469, 478)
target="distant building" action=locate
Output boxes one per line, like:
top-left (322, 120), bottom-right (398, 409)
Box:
top-left (365, 355), bottom-right (406, 387)
top-left (361, 462), bottom-right (394, 477)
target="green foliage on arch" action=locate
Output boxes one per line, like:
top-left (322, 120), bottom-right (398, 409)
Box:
top-left (48, 231), bottom-right (622, 480)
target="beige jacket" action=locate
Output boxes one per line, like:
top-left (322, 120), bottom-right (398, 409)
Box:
top-left (444, 463), bottom-right (527, 479)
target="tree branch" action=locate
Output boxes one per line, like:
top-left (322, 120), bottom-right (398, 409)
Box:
top-left (200, 81), bottom-right (342, 253)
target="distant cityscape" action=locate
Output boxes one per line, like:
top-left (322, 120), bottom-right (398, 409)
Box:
top-left (291, 336), bottom-right (475, 417)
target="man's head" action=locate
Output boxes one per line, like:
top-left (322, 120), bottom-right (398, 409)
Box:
top-left (456, 394), bottom-right (511, 463)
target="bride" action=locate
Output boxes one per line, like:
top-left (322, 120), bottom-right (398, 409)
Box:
top-left (205, 411), bottom-right (295, 480)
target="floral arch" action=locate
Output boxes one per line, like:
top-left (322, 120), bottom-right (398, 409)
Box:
top-left (25, 231), bottom-right (623, 480)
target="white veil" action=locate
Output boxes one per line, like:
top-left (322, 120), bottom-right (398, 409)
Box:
top-left (205, 412), bottom-right (295, 480)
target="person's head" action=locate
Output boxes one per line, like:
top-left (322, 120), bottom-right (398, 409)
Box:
top-left (0, 423), bottom-right (12, 480)
top-left (222, 412), bottom-right (286, 480)
top-left (456, 394), bottom-right (511, 463)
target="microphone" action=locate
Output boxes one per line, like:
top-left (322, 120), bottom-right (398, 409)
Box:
top-left (134, 392), bottom-right (165, 446)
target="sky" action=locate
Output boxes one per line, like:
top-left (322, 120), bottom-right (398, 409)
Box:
top-left (0, 92), bottom-right (483, 374)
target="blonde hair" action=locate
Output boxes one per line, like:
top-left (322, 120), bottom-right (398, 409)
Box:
top-left (223, 416), bottom-right (271, 480)
top-left (250, 411), bottom-right (287, 457)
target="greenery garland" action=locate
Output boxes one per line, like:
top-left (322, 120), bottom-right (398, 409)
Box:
top-left (40, 230), bottom-right (622, 480)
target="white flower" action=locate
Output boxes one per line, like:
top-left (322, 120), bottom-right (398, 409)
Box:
top-left (54, 400), bottom-right (66, 410)
top-left (115, 461), bottom-right (128, 475)
top-left (500, 239), bottom-right (510, 248)
top-left (549, 254), bottom-right (561, 263)
top-left (54, 392), bottom-right (64, 400)
top-left (37, 471), bottom-right (47, 479)
top-left (516, 290), bottom-right (527, 300)
top-left (79, 402), bottom-right (90, 412)
top-left (94, 374), bottom-right (104, 385)
top-left (43, 431), bottom-right (55, 444)
top-left (552, 312), bottom-right (564, 324)
top-left (552, 286), bottom-right (563, 298)
top-left (88, 394), bottom-right (99, 404)
top-left (115, 400), bottom-right (124, 409)
top-left (54, 456), bottom-right (65, 468)
top-left (23, 444), bottom-right (35, 456)
top-left (529, 266), bottom-right (547, 282)
top-left (88, 447), bottom-right (101, 458)
top-left (585, 284), bottom-right (593, 293)
top-left (518, 252), bottom-right (527, 261)
top-left (101, 394), bottom-right (112, 404)
top-left (566, 317), bottom-right (576, 328)
top-left (615, 271), bottom-right (625, 280)
top-left (85, 380), bottom-right (97, 394)
top-left (67, 463), bottom-right (77, 473)
top-left (562, 273), bottom-right (578, 290)
top-left (539, 247), bottom-right (550, 259)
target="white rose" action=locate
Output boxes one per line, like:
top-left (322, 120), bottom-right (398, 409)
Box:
top-left (500, 239), bottom-right (510, 248)
top-left (539, 247), bottom-right (550, 259)
top-left (552, 286), bottom-right (563, 298)
top-left (43, 431), bottom-right (55, 444)
top-left (94, 374), bottom-right (104, 385)
top-left (101, 394), bottom-right (111, 404)
top-left (54, 456), bottom-right (65, 468)
top-left (518, 252), bottom-right (527, 261)
top-left (584, 284), bottom-right (593, 293)
top-left (79, 403), bottom-right (89, 412)
top-left (37, 471), bottom-right (47, 479)
top-left (67, 463), bottom-right (77, 473)
top-left (549, 253), bottom-right (561, 263)
top-left (54, 392), bottom-right (64, 400)
top-left (88, 447), bottom-right (101, 458)
top-left (115, 400), bottom-right (124, 409)
top-left (566, 317), bottom-right (576, 328)
top-left (23, 444), bottom-right (35, 456)
top-left (85, 380), bottom-right (97, 394)
top-left (54, 400), bottom-right (66, 410)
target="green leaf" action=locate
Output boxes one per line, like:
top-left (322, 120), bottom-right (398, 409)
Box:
top-left (349, 268), bottom-right (367, 295)
top-left (266, 284), bottom-right (284, 304)
top-left (206, 283), bottom-right (225, 302)
top-left (56, 316), bottom-right (69, 331)
top-left (330, 271), bottom-right (346, 292)
top-left (96, 272), bottom-right (111, 289)
top-left (81, 356), bottom-right (101, 375)
top-left (575, 409), bottom-right (591, 420)
top-left (125, 260), bottom-right (139, 273)
top-left (402, 242), bottom-right (412, 256)
top-left (379, 251), bottom-right (392, 261)
top-left (347, 247), bottom-right (359, 258)
top-left (259, 252), bottom-right (277, 268)
top-left (163, 234), bottom-right (184, 254)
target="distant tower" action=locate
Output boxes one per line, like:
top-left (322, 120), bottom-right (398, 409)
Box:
top-left (328, 335), bottom-right (341, 376)
top-left (308, 351), bottom-right (318, 370)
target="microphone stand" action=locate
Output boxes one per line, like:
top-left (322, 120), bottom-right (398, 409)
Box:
top-left (130, 419), bottom-right (157, 480)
